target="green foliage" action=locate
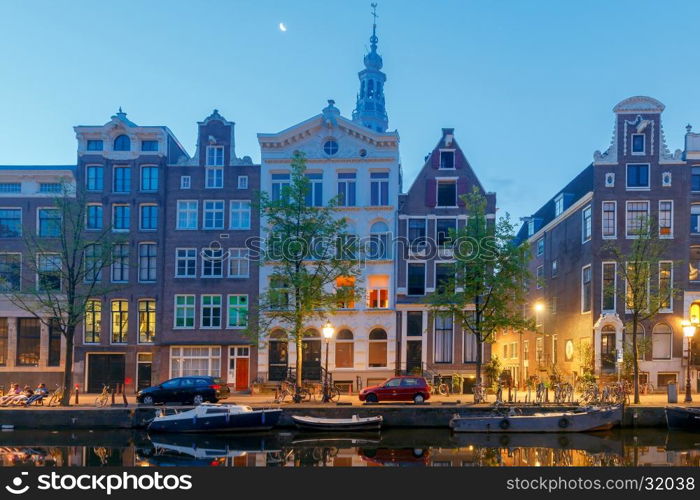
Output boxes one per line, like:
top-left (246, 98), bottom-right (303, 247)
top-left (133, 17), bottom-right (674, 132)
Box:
top-left (451, 372), bottom-right (465, 394)
top-left (483, 355), bottom-right (502, 389)
top-left (575, 340), bottom-right (595, 377)
top-left (251, 152), bottom-right (362, 385)
top-left (425, 187), bottom-right (534, 383)
top-left (603, 216), bottom-right (678, 403)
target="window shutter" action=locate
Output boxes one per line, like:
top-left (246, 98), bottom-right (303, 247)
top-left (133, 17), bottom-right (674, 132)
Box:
top-left (457, 179), bottom-right (469, 206)
top-left (426, 179), bottom-right (437, 207)
top-left (431, 151), bottom-right (439, 169)
top-left (454, 150), bottom-right (464, 169)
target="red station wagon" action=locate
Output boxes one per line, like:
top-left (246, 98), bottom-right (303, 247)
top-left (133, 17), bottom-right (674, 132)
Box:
top-left (358, 376), bottom-right (431, 404)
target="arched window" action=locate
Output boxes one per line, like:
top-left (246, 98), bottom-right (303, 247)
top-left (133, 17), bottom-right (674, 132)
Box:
top-left (652, 323), bottom-right (672, 360)
top-left (368, 328), bottom-right (387, 368)
top-left (113, 134), bottom-right (131, 151)
top-left (304, 328), bottom-right (320, 338)
top-left (335, 329), bottom-right (354, 368)
top-left (369, 221), bottom-right (390, 259)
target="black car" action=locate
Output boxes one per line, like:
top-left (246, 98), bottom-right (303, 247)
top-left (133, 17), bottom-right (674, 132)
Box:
top-left (137, 376), bottom-right (231, 405)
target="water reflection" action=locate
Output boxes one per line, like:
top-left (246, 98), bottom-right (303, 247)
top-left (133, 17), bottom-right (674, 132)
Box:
top-left (0, 429), bottom-right (697, 467)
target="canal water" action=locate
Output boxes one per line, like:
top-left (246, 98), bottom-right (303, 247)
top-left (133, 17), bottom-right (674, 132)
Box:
top-left (0, 429), bottom-right (697, 467)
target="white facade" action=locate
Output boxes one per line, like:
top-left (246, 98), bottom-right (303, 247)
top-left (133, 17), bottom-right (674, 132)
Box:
top-left (256, 100), bottom-right (401, 389)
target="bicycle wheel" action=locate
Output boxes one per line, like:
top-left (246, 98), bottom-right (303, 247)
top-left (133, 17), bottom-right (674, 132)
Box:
top-left (329, 386), bottom-right (341, 402)
top-left (438, 383), bottom-right (450, 396)
top-left (95, 395), bottom-right (108, 407)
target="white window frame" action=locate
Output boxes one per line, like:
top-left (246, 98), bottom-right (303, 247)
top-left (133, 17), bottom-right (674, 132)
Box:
top-left (658, 200), bottom-right (673, 239)
top-left (625, 163), bottom-right (650, 191)
top-left (111, 243), bottom-right (130, 283)
top-left (625, 200), bottom-right (649, 239)
top-left (180, 175), bottom-right (191, 189)
top-left (536, 265), bottom-right (544, 289)
top-left (659, 260), bottom-right (673, 313)
top-left (139, 165), bottom-right (159, 192)
top-left (203, 200), bottom-right (225, 230)
top-left (169, 346), bottom-right (221, 378)
top-left (111, 203), bottom-right (130, 232)
top-left (601, 200), bottom-right (617, 239)
top-left (226, 294), bottom-right (248, 329)
top-left (436, 178), bottom-right (458, 208)
top-left (176, 200), bottom-right (198, 230)
top-left (206, 145), bottom-right (225, 167)
top-left (200, 295), bottom-right (222, 329)
top-left (173, 294), bottom-right (196, 329)
top-left (85, 203), bottom-right (103, 231)
top-left (581, 204), bottom-right (592, 243)
top-left (439, 149), bottom-right (456, 170)
top-left (406, 261), bottom-right (426, 296)
top-left (601, 261), bottom-right (616, 312)
top-left (205, 166), bottom-right (224, 189)
top-left (175, 248), bottom-right (197, 278)
top-left (554, 194), bottom-right (564, 217)
top-left (237, 175), bottom-right (248, 189)
top-left (581, 264), bottom-right (592, 314)
top-left (201, 247), bottom-right (223, 278)
top-left (137, 242), bottom-right (157, 283)
top-left (631, 133), bottom-right (645, 155)
top-left (229, 200), bottom-right (251, 230)
top-left (138, 203), bottom-right (158, 232)
top-left (0, 252), bottom-right (21, 291)
top-left (536, 237), bottom-right (544, 257)
top-left (228, 248), bottom-right (250, 278)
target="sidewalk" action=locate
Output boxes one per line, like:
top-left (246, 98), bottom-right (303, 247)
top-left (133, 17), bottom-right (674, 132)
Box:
top-left (25, 390), bottom-right (699, 408)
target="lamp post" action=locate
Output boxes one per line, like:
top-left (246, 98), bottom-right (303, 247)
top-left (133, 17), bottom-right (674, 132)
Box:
top-left (682, 322), bottom-right (696, 403)
top-left (322, 321), bottom-right (334, 403)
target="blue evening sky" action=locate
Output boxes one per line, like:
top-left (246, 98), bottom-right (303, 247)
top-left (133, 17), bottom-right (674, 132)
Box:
top-left (1, 0), bottom-right (699, 220)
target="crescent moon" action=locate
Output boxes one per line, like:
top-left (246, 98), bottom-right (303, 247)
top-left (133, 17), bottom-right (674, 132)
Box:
top-left (279, 22), bottom-right (287, 32)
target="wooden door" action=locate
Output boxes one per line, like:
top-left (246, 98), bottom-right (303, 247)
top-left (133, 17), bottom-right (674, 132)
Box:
top-left (236, 358), bottom-right (249, 390)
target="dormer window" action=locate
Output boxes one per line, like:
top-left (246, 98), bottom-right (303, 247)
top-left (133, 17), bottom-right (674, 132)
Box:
top-left (206, 146), bottom-right (224, 167)
top-left (527, 219), bottom-right (535, 237)
top-left (87, 140), bottom-right (103, 151)
top-left (141, 140), bottom-right (159, 152)
top-left (439, 150), bottom-right (455, 169)
top-left (554, 194), bottom-right (564, 217)
top-left (631, 134), bottom-right (645, 154)
top-left (113, 135), bottom-right (131, 151)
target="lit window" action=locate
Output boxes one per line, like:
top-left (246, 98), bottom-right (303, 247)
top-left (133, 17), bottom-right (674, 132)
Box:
top-left (368, 275), bottom-right (389, 308)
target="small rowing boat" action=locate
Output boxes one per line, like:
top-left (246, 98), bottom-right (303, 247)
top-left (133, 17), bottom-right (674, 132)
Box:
top-left (449, 406), bottom-right (622, 433)
top-left (148, 403), bottom-right (282, 433)
top-left (665, 406), bottom-right (700, 432)
top-left (291, 414), bottom-right (383, 431)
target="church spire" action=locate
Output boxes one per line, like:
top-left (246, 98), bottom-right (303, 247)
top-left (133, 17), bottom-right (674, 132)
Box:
top-left (352, 3), bottom-right (388, 133)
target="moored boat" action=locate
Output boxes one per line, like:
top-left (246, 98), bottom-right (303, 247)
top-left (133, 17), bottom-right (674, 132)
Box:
top-left (292, 414), bottom-right (383, 431)
top-left (148, 403), bottom-right (282, 433)
top-left (449, 406), bottom-right (622, 433)
top-left (665, 406), bottom-right (700, 431)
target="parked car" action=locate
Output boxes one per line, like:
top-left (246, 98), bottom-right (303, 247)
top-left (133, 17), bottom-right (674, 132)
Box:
top-left (358, 376), bottom-right (431, 404)
top-left (137, 376), bottom-right (231, 405)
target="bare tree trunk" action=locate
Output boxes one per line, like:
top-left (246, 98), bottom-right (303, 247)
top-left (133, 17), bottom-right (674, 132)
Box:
top-left (475, 294), bottom-right (482, 385)
top-left (632, 316), bottom-right (640, 404)
top-left (61, 327), bottom-right (74, 406)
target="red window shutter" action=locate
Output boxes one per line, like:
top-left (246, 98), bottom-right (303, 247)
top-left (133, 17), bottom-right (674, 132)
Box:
top-left (431, 151), bottom-right (439, 169)
top-left (455, 150), bottom-right (464, 169)
top-left (457, 179), bottom-right (469, 206)
top-left (426, 179), bottom-right (437, 207)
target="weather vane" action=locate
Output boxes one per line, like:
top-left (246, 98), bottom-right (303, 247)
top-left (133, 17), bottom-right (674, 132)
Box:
top-left (371, 3), bottom-right (378, 24)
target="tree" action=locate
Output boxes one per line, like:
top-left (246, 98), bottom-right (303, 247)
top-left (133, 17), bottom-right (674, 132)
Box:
top-left (426, 188), bottom-right (533, 384)
top-left (2, 181), bottom-right (125, 405)
top-left (251, 152), bottom-right (362, 399)
top-left (604, 217), bottom-right (678, 404)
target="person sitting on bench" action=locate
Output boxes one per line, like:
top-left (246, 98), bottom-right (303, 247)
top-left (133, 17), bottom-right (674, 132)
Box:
top-left (24, 383), bottom-right (48, 406)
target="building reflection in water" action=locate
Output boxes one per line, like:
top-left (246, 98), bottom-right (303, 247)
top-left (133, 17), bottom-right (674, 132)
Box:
top-left (0, 430), bottom-right (696, 468)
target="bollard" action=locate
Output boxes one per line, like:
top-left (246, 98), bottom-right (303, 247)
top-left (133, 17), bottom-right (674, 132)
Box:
top-left (74, 385), bottom-right (79, 405)
top-left (122, 384), bottom-right (128, 406)
top-left (111, 387), bottom-right (116, 406)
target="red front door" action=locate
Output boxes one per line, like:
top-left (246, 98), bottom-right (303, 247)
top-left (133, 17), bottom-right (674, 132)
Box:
top-left (236, 358), bottom-right (249, 391)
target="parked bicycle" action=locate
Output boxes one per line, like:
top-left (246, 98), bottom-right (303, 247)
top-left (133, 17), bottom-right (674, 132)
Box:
top-left (472, 383), bottom-right (486, 404)
top-left (274, 381), bottom-right (311, 404)
top-left (47, 385), bottom-right (65, 407)
top-left (95, 385), bottom-right (111, 407)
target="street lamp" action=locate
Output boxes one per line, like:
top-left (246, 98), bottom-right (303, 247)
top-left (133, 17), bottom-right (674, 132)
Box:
top-left (322, 321), bottom-right (334, 403)
top-left (682, 321), bottom-right (696, 403)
